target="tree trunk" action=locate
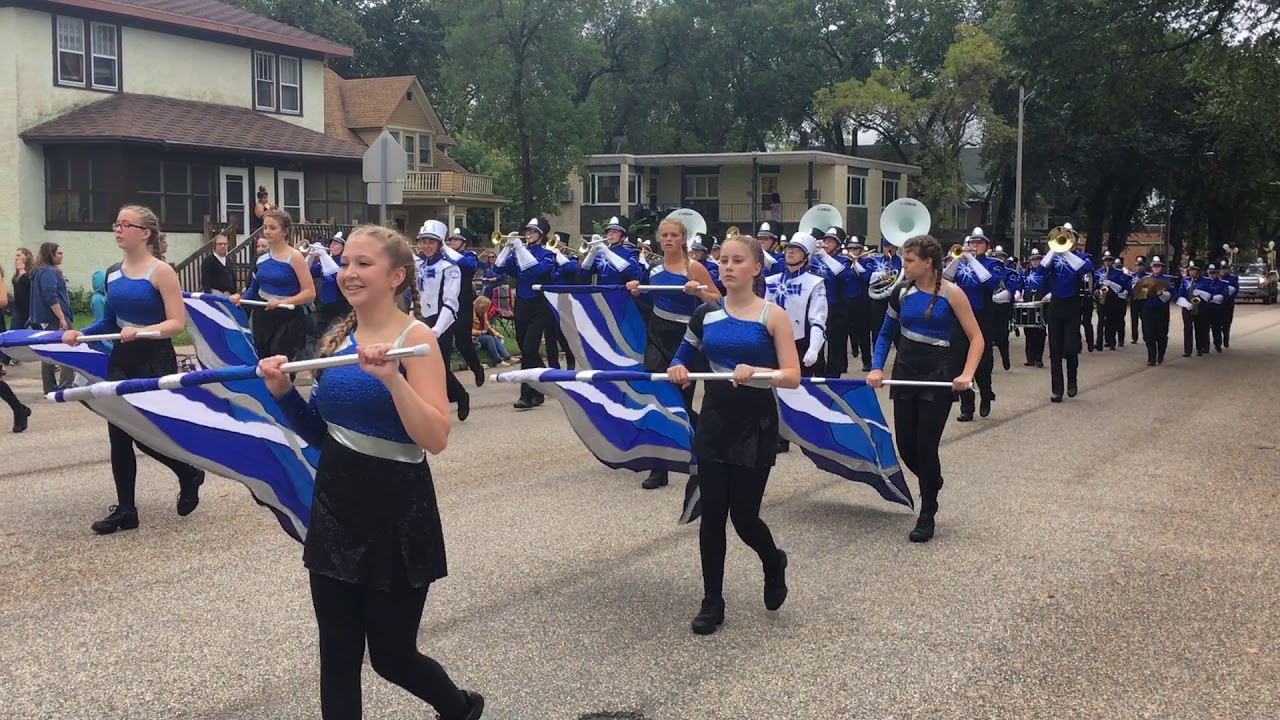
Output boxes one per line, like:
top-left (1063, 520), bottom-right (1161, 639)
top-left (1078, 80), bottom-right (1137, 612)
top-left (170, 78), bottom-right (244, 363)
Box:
top-left (1084, 179), bottom-right (1111, 259)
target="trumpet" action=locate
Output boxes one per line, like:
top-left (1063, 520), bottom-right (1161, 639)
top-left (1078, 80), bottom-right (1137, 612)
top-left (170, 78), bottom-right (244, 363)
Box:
top-left (490, 231), bottom-right (504, 247)
top-left (948, 243), bottom-right (965, 260)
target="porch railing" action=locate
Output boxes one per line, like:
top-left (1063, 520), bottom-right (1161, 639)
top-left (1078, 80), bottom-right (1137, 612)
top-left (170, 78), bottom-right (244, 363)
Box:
top-left (405, 171), bottom-right (496, 196)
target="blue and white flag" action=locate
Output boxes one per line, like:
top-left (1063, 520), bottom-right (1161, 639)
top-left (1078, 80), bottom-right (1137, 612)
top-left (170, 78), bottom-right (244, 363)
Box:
top-left (541, 285), bottom-right (646, 370)
top-left (181, 292), bottom-right (257, 369)
top-left (0, 328), bottom-right (316, 541)
top-left (777, 380), bottom-right (912, 508)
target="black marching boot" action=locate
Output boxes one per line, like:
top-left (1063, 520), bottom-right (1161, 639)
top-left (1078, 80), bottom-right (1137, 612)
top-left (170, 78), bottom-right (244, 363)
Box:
top-left (177, 469), bottom-right (204, 517)
top-left (641, 468), bottom-right (669, 490)
top-left (909, 515), bottom-right (936, 543)
top-left (763, 550), bottom-right (789, 611)
top-left (691, 597), bottom-right (726, 635)
top-left (92, 505), bottom-right (139, 534)
top-left (13, 404), bottom-right (31, 433)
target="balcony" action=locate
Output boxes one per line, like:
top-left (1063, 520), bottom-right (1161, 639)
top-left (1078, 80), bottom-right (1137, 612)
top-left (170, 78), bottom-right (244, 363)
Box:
top-left (404, 171), bottom-right (496, 198)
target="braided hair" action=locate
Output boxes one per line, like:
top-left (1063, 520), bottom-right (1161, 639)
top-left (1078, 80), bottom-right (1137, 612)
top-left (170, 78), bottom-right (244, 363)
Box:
top-left (316, 224), bottom-right (418, 358)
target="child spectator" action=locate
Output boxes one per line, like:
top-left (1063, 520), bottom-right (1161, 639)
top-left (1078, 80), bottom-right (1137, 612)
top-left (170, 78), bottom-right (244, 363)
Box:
top-left (91, 269), bottom-right (107, 322)
top-left (472, 296), bottom-right (511, 366)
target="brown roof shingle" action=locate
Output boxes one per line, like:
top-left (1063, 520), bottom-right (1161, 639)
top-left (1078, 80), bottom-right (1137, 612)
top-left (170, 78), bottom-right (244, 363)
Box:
top-left (323, 68), bottom-right (364, 145)
top-left (21, 93), bottom-right (367, 160)
top-left (46, 0), bottom-right (352, 56)
top-left (336, 75), bottom-right (416, 129)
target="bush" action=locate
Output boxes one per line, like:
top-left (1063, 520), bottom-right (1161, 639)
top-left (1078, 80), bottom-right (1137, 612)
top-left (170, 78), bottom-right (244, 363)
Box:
top-left (69, 287), bottom-right (94, 318)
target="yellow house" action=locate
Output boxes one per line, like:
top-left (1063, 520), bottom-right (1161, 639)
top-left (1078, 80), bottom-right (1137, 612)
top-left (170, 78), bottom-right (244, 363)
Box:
top-left (552, 151), bottom-right (921, 243)
top-left (323, 69), bottom-right (507, 236)
top-left (4, 0), bottom-right (364, 287)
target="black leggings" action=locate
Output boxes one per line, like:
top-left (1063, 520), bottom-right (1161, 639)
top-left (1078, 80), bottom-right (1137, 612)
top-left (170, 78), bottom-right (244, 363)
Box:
top-left (698, 460), bottom-right (779, 600)
top-left (310, 573), bottom-right (468, 720)
top-left (109, 423), bottom-right (198, 510)
top-left (0, 380), bottom-right (22, 414)
top-left (892, 395), bottom-right (951, 518)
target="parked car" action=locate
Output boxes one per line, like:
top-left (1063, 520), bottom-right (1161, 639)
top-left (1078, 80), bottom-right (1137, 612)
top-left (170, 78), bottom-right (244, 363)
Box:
top-left (1234, 262), bottom-right (1279, 303)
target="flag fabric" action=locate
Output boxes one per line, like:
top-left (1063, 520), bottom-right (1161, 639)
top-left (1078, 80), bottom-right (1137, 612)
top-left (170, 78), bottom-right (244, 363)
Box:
top-left (181, 292), bottom-right (257, 369)
top-left (540, 285), bottom-right (647, 371)
top-left (776, 381), bottom-right (912, 508)
top-left (0, 328), bottom-right (317, 542)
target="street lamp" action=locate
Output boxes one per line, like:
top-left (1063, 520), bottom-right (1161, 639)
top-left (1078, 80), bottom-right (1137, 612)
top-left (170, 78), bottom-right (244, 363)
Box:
top-left (1014, 86), bottom-right (1037, 256)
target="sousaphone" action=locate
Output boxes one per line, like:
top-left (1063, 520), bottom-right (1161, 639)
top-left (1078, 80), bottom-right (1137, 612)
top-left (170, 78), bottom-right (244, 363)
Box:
top-left (663, 208), bottom-right (708, 250)
top-left (798, 203), bottom-right (844, 240)
top-left (870, 198), bottom-right (932, 300)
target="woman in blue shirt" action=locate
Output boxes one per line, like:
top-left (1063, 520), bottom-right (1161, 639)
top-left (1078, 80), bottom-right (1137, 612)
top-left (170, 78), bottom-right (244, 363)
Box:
top-left (668, 234), bottom-right (799, 636)
top-left (64, 206), bottom-right (205, 534)
top-left (259, 225), bottom-right (483, 720)
top-left (866, 235), bottom-right (983, 543)
top-left (231, 209), bottom-right (316, 361)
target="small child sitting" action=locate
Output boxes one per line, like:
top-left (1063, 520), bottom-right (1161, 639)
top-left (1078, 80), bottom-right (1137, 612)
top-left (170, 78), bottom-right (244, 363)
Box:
top-left (472, 296), bottom-right (511, 366)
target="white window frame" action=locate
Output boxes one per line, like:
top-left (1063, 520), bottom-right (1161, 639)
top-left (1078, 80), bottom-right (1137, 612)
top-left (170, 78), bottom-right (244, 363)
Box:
top-left (882, 178), bottom-right (900, 207)
top-left (56, 16), bottom-right (86, 87)
top-left (254, 51), bottom-right (276, 111)
top-left (417, 132), bottom-right (434, 167)
top-left (588, 173), bottom-right (623, 205)
top-left (847, 175), bottom-right (867, 207)
top-left (684, 175), bottom-right (719, 200)
top-left (627, 174), bottom-right (641, 206)
top-left (277, 170), bottom-right (305, 221)
top-left (759, 174), bottom-right (779, 207)
top-left (89, 22), bottom-right (118, 91)
top-left (278, 55), bottom-right (301, 114)
top-left (402, 133), bottom-right (416, 170)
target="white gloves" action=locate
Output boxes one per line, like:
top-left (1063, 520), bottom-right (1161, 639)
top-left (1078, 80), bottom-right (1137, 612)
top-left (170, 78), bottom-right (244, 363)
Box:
top-left (1211, 294), bottom-right (1224, 304)
top-left (514, 243), bottom-right (538, 271)
top-left (803, 328), bottom-right (825, 367)
top-left (1159, 290), bottom-right (1171, 303)
top-left (442, 245), bottom-right (463, 262)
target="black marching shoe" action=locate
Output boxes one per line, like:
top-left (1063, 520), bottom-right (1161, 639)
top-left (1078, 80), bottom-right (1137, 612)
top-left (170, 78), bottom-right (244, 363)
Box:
top-left (691, 597), bottom-right (726, 635)
top-left (13, 404), bottom-right (31, 433)
top-left (956, 411), bottom-right (974, 422)
top-left (979, 398), bottom-right (991, 418)
top-left (92, 505), bottom-right (139, 534)
top-left (1067, 380), bottom-right (1078, 398)
top-left (473, 367), bottom-right (486, 387)
top-left (1183, 353), bottom-right (1191, 358)
top-left (1050, 393), bottom-right (1063, 403)
top-left (1023, 361), bottom-right (1036, 367)
top-left (457, 392), bottom-right (471, 422)
top-left (1036, 361), bottom-right (1044, 368)
top-left (439, 690), bottom-right (485, 720)
top-left (763, 550), bottom-right (789, 611)
top-left (1147, 360), bottom-right (1156, 366)
top-left (909, 515), bottom-right (936, 543)
top-left (531, 394), bottom-right (545, 407)
top-left (513, 397), bottom-right (534, 410)
top-left (1215, 346), bottom-right (1222, 353)
top-left (1002, 356), bottom-right (1011, 371)
top-left (177, 470), bottom-right (204, 517)
top-left (641, 469), bottom-right (669, 490)
top-left (777, 439), bottom-right (791, 453)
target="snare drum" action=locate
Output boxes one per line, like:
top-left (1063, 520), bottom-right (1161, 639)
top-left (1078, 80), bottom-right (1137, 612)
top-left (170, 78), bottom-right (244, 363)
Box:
top-left (1013, 302), bottom-right (1046, 328)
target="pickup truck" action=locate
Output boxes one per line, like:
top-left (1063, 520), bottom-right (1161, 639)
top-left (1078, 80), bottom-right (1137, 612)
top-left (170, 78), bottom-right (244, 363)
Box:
top-left (1234, 263), bottom-right (1279, 304)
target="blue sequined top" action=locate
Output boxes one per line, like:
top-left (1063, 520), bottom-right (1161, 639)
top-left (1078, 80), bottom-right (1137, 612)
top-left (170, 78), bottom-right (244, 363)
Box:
top-left (247, 251), bottom-right (301, 300)
top-left (279, 321), bottom-right (425, 463)
top-left (872, 285), bottom-right (955, 370)
top-left (81, 262), bottom-right (166, 334)
top-left (672, 300), bottom-right (777, 384)
top-left (647, 264), bottom-right (702, 323)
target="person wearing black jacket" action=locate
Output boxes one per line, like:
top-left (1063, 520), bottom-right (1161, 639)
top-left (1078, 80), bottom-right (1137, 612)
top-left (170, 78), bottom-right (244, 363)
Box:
top-left (200, 234), bottom-right (236, 295)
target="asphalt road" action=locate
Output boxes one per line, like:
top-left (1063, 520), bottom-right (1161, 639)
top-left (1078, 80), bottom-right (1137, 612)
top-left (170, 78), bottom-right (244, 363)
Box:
top-left (2, 305), bottom-right (1278, 720)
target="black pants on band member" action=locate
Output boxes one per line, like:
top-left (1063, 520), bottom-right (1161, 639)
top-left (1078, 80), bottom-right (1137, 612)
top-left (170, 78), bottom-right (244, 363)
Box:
top-left (448, 303), bottom-right (483, 379)
top-left (824, 299), bottom-right (851, 378)
top-left (1024, 326), bottom-right (1046, 364)
top-left (959, 306), bottom-right (994, 413)
top-left (1222, 302), bottom-right (1235, 347)
top-left (1107, 299), bottom-right (1127, 347)
top-left (849, 294), bottom-right (873, 370)
top-left (1130, 299), bottom-right (1144, 342)
top-left (1141, 304), bottom-right (1169, 362)
top-left (514, 297), bottom-right (552, 403)
top-left (1207, 304), bottom-right (1225, 350)
top-left (429, 315), bottom-right (469, 406)
top-left (1182, 308), bottom-right (1209, 355)
top-left (1048, 297), bottom-right (1082, 396)
top-left (892, 394), bottom-right (951, 519)
top-left (991, 302), bottom-right (1012, 368)
top-left (310, 573), bottom-right (469, 720)
top-left (1079, 297), bottom-right (1095, 350)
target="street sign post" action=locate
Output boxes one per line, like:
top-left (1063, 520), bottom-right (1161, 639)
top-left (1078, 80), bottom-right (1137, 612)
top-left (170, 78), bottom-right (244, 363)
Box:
top-left (363, 130), bottom-right (408, 226)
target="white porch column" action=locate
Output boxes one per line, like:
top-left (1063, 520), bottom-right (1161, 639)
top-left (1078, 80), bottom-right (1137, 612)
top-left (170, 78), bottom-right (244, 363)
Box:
top-left (493, 206), bottom-right (502, 236)
top-left (619, 161), bottom-right (631, 217)
top-left (447, 203), bottom-right (457, 231)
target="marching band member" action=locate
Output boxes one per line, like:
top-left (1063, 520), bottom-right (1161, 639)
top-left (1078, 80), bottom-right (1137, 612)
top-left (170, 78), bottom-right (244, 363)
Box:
top-left (1129, 256), bottom-right (1149, 344)
top-left (812, 226), bottom-right (853, 377)
top-left (1206, 263), bottom-right (1229, 353)
top-left (943, 228), bottom-right (1000, 421)
top-left (1100, 252), bottom-right (1133, 350)
top-left (308, 231), bottom-right (350, 338)
top-left (259, 225), bottom-right (484, 720)
top-left (1140, 256), bottom-right (1175, 365)
top-left (626, 217), bottom-right (720, 489)
top-left (756, 222), bottom-right (786, 278)
top-left (231, 209), bottom-right (317, 361)
top-left (1072, 233), bottom-right (1096, 352)
top-left (710, 238), bottom-right (722, 262)
top-left (690, 233), bottom-right (724, 293)
top-left (1018, 249), bottom-right (1047, 367)
top-left (989, 245), bottom-right (1016, 371)
top-left (1177, 262), bottom-right (1211, 357)
top-left (443, 227), bottom-right (486, 386)
top-left (843, 237), bottom-right (874, 372)
top-left (414, 221), bottom-right (472, 421)
top-left (1218, 261), bottom-right (1238, 348)
top-left (867, 235), bottom-right (983, 543)
top-left (667, 233), bottom-right (800, 635)
top-left (499, 217), bottom-right (558, 410)
top-left (65, 206), bottom-right (204, 534)
top-left (766, 229), bottom-right (827, 452)
top-left (1035, 229), bottom-right (1093, 402)
top-left (579, 215), bottom-right (644, 286)
top-left (866, 239), bottom-right (903, 362)
top-left (1092, 252), bottom-right (1112, 350)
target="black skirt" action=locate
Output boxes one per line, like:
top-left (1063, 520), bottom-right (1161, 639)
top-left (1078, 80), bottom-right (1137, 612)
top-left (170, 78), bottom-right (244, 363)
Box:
top-left (644, 314), bottom-right (687, 372)
top-left (303, 436), bottom-right (447, 591)
top-left (253, 306), bottom-right (307, 361)
top-left (891, 336), bottom-right (956, 403)
top-left (107, 338), bottom-right (178, 381)
top-left (693, 383), bottom-right (779, 469)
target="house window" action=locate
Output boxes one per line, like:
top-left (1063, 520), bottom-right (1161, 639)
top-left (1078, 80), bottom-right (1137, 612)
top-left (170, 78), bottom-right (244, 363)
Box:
top-left (254, 51), bottom-right (276, 110)
top-left (135, 159), bottom-right (213, 228)
top-left (683, 175), bottom-right (719, 200)
top-left (46, 151), bottom-right (110, 225)
top-left (403, 134), bottom-right (416, 170)
top-left (882, 178), bottom-right (900, 206)
top-left (56, 17), bottom-right (86, 86)
top-left (90, 22), bottom-right (118, 90)
top-left (279, 56), bottom-right (301, 114)
top-left (305, 172), bottom-right (368, 225)
top-left (847, 175), bottom-right (867, 207)
top-left (417, 132), bottom-right (434, 167)
top-left (628, 174), bottom-right (641, 206)
top-left (589, 174), bottom-right (621, 205)
top-left (759, 174), bottom-right (779, 207)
